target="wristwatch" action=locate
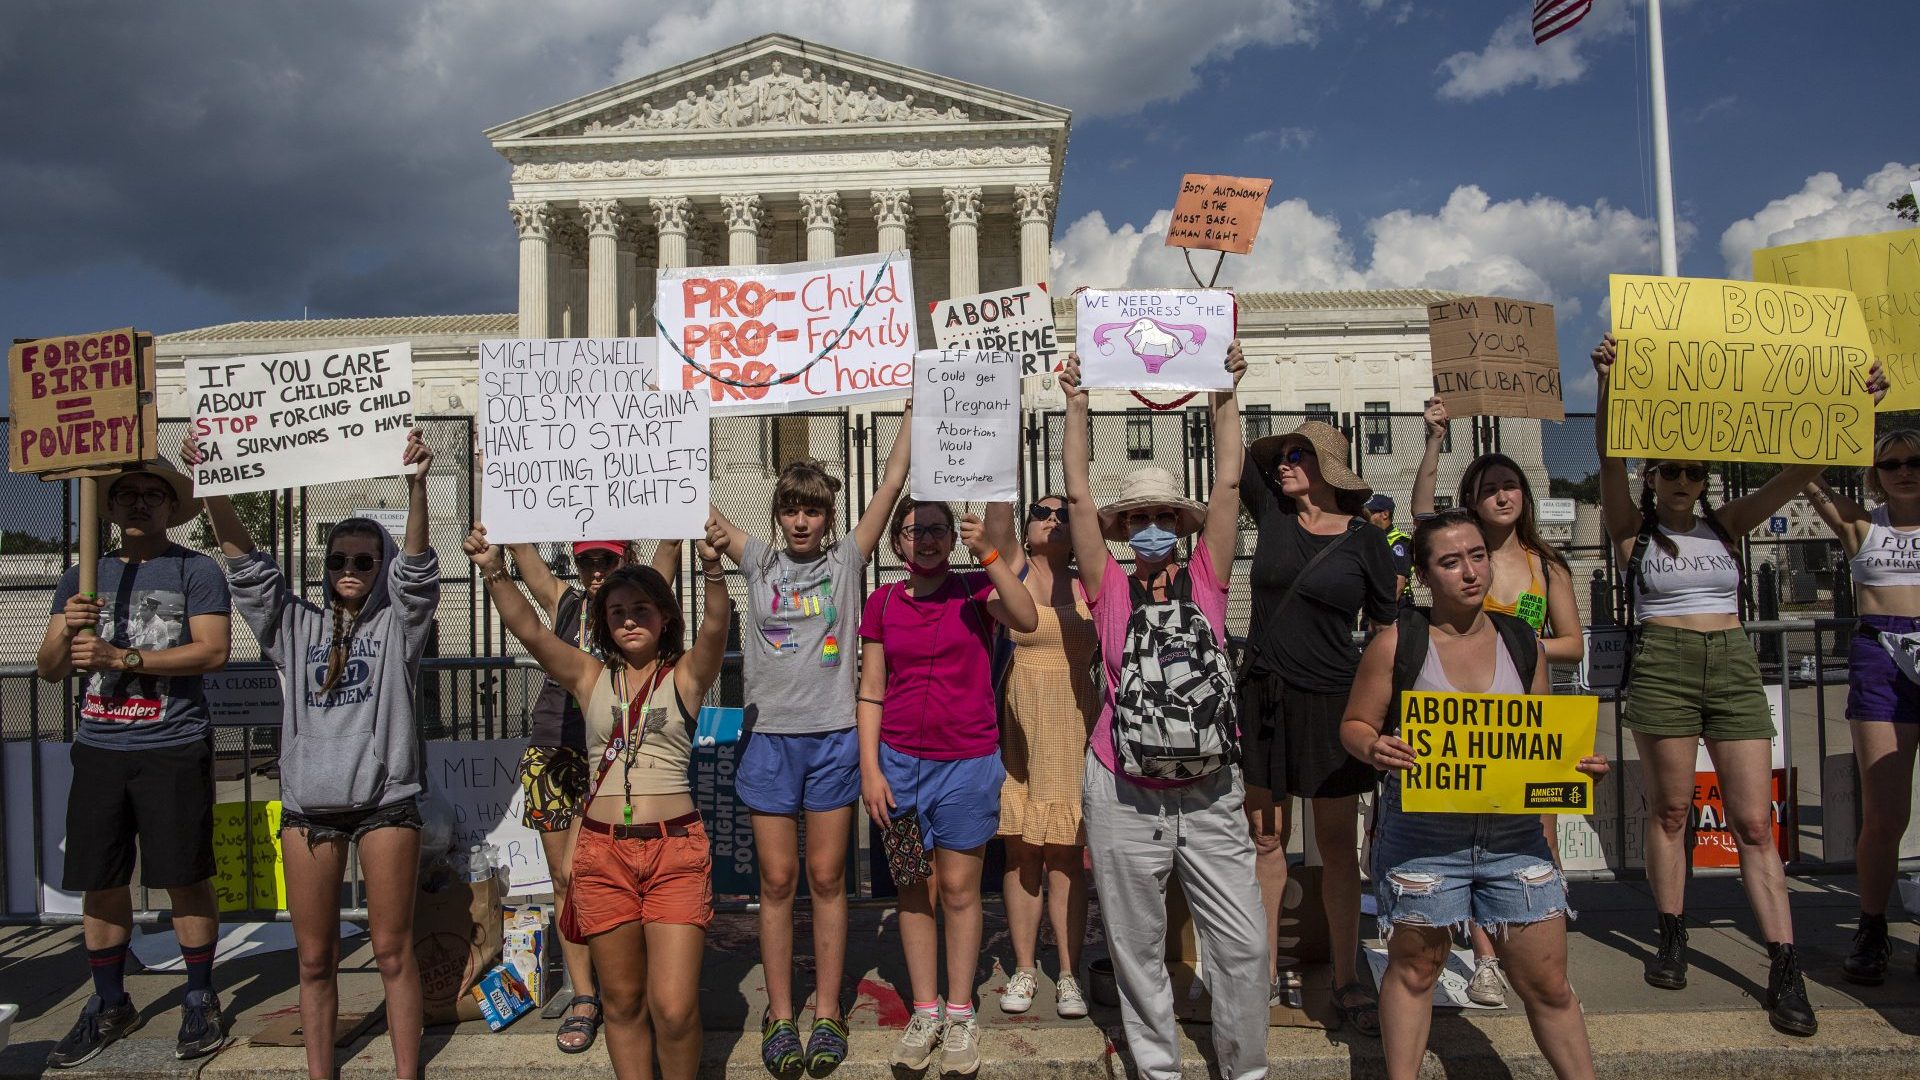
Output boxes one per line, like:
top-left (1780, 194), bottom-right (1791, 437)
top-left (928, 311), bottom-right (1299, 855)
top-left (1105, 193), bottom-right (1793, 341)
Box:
top-left (121, 649), bottom-right (143, 671)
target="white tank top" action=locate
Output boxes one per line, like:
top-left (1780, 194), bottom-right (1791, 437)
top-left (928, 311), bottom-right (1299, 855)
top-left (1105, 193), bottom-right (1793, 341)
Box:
top-left (1851, 505), bottom-right (1920, 588)
top-left (1413, 633), bottom-right (1526, 695)
top-left (1633, 521), bottom-right (1741, 620)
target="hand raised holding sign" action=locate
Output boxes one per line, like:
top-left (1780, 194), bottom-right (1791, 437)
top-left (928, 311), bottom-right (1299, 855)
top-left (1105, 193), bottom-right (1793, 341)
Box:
top-left (1365, 732), bottom-right (1420, 772)
top-left (1225, 340), bottom-right (1248, 388)
top-left (1058, 353), bottom-right (1086, 400)
top-left (463, 525), bottom-right (505, 578)
top-left (402, 428), bottom-right (433, 479)
top-left (1423, 398), bottom-right (1450, 445)
top-left (957, 513), bottom-right (991, 560)
top-left (1576, 754), bottom-right (1611, 778)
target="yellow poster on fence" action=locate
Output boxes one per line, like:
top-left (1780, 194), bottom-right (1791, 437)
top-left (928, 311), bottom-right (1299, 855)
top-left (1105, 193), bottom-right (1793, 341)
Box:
top-left (1754, 228), bottom-right (1920, 412)
top-left (1398, 692), bottom-right (1597, 815)
top-left (1606, 273), bottom-right (1875, 466)
top-left (211, 800), bottom-right (286, 913)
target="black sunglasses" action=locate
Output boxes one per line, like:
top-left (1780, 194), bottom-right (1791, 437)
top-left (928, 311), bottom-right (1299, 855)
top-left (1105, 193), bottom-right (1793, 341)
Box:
top-left (576, 552), bottom-right (622, 570)
top-left (325, 552), bottom-right (380, 573)
top-left (1028, 503), bottom-right (1068, 522)
top-left (1876, 456), bottom-right (1920, 473)
top-left (1279, 445), bottom-right (1316, 466)
top-left (1655, 464), bottom-right (1709, 483)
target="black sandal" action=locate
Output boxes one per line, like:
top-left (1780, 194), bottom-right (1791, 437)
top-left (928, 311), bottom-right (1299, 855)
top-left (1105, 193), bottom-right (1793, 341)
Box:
top-left (1332, 981), bottom-right (1380, 1038)
top-left (556, 995), bottom-right (602, 1054)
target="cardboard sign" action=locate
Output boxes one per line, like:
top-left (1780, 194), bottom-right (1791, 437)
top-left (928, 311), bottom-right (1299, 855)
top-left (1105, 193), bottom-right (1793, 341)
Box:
top-left (1166, 174), bottom-right (1273, 255)
top-left (1606, 274), bottom-right (1875, 466)
top-left (186, 344), bottom-right (415, 496)
top-left (911, 350), bottom-right (1021, 503)
top-left (1075, 289), bottom-right (1235, 391)
top-left (1753, 228), bottom-right (1920, 412)
top-left (1397, 691), bottom-right (1598, 815)
top-left (8, 327), bottom-right (152, 475)
top-left (423, 740), bottom-right (551, 892)
top-left (1427, 296), bottom-right (1563, 420)
top-left (656, 252), bottom-right (917, 413)
top-left (480, 337), bottom-right (708, 543)
top-left (930, 284), bottom-right (1059, 376)
top-left (211, 800), bottom-right (286, 912)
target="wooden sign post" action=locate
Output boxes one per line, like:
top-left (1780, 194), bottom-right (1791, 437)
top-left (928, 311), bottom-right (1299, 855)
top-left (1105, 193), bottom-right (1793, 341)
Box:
top-left (8, 328), bottom-right (158, 598)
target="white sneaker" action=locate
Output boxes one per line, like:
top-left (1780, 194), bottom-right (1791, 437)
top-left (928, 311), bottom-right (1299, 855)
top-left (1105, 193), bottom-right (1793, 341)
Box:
top-left (1055, 974), bottom-right (1088, 1019)
top-left (1467, 955), bottom-right (1507, 1007)
top-left (940, 1016), bottom-right (980, 1076)
top-left (892, 1011), bottom-right (943, 1070)
top-left (999, 969), bottom-right (1037, 1014)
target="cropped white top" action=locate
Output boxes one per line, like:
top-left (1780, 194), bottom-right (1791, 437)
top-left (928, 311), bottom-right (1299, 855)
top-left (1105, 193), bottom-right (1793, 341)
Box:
top-left (1632, 521), bottom-right (1741, 620)
top-left (1851, 505), bottom-right (1920, 589)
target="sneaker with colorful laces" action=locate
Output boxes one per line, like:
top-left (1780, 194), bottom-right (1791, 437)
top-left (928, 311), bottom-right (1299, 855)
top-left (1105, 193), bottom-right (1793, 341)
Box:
top-left (999, 969), bottom-right (1037, 1014)
top-left (1054, 974), bottom-right (1088, 1019)
top-left (761, 1014), bottom-right (803, 1073)
top-left (891, 1011), bottom-right (943, 1070)
top-left (804, 1016), bottom-right (848, 1077)
top-left (940, 1016), bottom-right (980, 1076)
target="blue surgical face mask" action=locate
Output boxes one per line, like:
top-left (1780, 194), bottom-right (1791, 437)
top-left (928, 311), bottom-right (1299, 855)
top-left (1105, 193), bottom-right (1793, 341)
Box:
top-left (1128, 524), bottom-right (1178, 561)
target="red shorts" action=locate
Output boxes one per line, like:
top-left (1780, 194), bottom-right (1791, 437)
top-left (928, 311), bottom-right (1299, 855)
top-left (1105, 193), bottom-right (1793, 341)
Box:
top-left (569, 822), bottom-right (714, 936)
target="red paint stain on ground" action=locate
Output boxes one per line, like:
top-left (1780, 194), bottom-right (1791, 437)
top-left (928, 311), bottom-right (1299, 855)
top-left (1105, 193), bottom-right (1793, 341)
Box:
top-left (851, 977), bottom-right (909, 1028)
top-left (1005, 1033), bottom-right (1040, 1056)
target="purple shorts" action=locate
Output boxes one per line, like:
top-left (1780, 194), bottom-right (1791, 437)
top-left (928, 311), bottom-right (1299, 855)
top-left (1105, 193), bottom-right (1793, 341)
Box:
top-left (1849, 614), bottom-right (1920, 724)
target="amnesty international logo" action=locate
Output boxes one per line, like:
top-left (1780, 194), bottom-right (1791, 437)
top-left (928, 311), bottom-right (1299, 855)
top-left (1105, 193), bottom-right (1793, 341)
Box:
top-left (1523, 783), bottom-right (1587, 811)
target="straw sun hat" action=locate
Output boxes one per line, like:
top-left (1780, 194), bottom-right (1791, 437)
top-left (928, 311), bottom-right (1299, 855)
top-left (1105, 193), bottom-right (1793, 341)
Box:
top-left (1248, 420), bottom-right (1372, 497)
top-left (1098, 467), bottom-right (1207, 542)
top-left (106, 460), bottom-right (202, 530)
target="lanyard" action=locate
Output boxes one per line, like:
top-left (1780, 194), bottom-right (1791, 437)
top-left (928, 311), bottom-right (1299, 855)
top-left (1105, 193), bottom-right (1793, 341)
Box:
top-left (608, 661), bottom-right (672, 826)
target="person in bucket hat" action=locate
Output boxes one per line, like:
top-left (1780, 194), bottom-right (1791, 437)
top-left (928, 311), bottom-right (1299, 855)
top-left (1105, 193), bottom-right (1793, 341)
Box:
top-left (1240, 418), bottom-right (1399, 1034)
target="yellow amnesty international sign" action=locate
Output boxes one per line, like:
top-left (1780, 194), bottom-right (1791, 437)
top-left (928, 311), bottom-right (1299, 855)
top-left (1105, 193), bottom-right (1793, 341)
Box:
top-left (1606, 274), bottom-right (1876, 466)
top-left (1753, 228), bottom-right (1920, 412)
top-left (1398, 692), bottom-right (1597, 815)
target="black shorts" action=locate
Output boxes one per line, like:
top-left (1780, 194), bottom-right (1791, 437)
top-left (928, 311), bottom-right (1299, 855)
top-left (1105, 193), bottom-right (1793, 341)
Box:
top-left (64, 737), bottom-right (216, 892)
top-left (1238, 672), bottom-right (1377, 800)
top-left (281, 799), bottom-right (424, 849)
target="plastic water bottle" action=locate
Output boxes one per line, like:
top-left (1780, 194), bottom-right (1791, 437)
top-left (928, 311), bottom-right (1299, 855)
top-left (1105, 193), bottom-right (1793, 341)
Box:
top-left (466, 845), bottom-right (492, 883)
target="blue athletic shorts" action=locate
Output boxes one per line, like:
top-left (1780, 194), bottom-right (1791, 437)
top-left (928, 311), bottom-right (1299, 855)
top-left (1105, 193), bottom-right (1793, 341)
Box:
top-left (735, 728), bottom-right (860, 815)
top-left (878, 744), bottom-right (1004, 852)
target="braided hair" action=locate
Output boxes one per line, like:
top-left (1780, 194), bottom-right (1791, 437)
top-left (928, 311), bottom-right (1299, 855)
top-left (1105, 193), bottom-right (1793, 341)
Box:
top-left (1636, 461), bottom-right (1742, 574)
top-left (321, 519), bottom-right (387, 694)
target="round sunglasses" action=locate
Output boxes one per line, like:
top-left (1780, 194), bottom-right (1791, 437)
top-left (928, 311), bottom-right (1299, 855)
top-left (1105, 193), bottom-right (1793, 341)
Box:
top-left (1028, 503), bottom-right (1068, 522)
top-left (325, 552), bottom-right (381, 573)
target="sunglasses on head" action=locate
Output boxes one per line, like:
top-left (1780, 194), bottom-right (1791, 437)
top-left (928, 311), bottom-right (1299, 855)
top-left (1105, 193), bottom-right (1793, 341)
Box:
top-left (1028, 503), bottom-right (1068, 522)
top-left (1876, 456), bottom-right (1920, 474)
top-left (1655, 464), bottom-right (1709, 483)
top-left (326, 552), bottom-right (380, 573)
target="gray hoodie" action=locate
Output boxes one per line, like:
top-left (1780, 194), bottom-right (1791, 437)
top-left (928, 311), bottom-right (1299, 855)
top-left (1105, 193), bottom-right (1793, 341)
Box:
top-left (225, 520), bottom-right (441, 814)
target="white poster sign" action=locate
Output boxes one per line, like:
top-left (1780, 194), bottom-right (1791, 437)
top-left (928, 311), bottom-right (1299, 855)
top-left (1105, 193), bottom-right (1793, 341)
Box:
top-left (352, 507), bottom-right (411, 537)
top-left (186, 344), bottom-right (415, 496)
top-left (910, 350), bottom-right (1021, 503)
top-left (1075, 289), bottom-right (1235, 391)
top-left (204, 663), bottom-right (285, 727)
top-left (930, 284), bottom-right (1059, 376)
top-left (480, 338), bottom-right (709, 543)
top-left (655, 252), bottom-right (917, 413)
top-left (424, 740), bottom-right (551, 893)
top-left (3, 741), bottom-right (81, 916)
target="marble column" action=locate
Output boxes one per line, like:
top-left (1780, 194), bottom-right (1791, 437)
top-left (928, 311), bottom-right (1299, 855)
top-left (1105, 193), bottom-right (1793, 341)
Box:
top-left (943, 185), bottom-right (982, 298)
top-left (872, 188), bottom-right (912, 254)
top-left (801, 191), bottom-right (842, 261)
top-left (616, 235), bottom-right (638, 338)
top-left (652, 196), bottom-right (691, 270)
top-left (1015, 183), bottom-right (1056, 287)
top-left (722, 193), bottom-right (764, 266)
top-left (632, 230), bottom-right (658, 337)
top-left (509, 201), bottom-right (552, 339)
top-left (547, 239), bottom-right (570, 338)
top-left (581, 199), bottom-right (622, 338)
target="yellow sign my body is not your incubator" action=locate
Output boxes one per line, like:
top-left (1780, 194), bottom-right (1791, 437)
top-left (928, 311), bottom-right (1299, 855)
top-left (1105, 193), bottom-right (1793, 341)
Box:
top-left (1398, 691), bottom-right (1597, 815)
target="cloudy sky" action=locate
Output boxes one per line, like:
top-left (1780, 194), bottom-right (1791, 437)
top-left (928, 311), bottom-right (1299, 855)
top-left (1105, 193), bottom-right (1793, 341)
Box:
top-left (2, 0), bottom-right (1914, 410)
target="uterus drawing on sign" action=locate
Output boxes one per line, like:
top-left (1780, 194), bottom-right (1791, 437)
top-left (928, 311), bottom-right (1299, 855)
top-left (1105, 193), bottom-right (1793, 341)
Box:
top-left (1088, 318), bottom-right (1209, 374)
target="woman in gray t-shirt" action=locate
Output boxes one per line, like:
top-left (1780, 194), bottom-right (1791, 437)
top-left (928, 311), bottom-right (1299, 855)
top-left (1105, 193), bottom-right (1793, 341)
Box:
top-left (703, 402), bottom-right (910, 1074)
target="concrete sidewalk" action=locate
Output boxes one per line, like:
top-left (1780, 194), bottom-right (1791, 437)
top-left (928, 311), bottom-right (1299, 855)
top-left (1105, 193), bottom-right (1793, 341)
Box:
top-left (3, 875), bottom-right (1919, 1079)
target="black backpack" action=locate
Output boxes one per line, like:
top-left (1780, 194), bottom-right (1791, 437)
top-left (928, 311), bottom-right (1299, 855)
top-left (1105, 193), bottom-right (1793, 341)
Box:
top-left (1384, 607), bottom-right (1540, 736)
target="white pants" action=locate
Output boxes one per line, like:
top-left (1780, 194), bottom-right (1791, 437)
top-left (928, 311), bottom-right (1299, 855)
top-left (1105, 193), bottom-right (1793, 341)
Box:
top-left (1084, 752), bottom-right (1270, 1080)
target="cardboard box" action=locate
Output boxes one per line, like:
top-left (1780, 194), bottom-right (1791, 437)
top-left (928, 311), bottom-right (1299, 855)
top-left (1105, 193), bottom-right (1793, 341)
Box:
top-left (502, 903), bottom-right (550, 1006)
top-left (470, 962), bottom-right (534, 1031)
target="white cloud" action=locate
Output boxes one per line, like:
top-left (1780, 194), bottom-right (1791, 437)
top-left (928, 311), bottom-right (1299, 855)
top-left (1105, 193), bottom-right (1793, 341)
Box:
top-left (1718, 162), bottom-right (1920, 277)
top-left (1245, 126), bottom-right (1315, 150)
top-left (1052, 186), bottom-right (1667, 324)
top-left (1435, 0), bottom-right (1664, 101)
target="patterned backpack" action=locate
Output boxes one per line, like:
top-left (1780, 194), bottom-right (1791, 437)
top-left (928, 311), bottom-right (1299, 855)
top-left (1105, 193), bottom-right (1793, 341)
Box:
top-left (1111, 568), bottom-right (1240, 780)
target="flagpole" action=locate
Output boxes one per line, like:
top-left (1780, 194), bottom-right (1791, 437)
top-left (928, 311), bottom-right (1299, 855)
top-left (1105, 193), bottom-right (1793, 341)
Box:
top-left (1647, 0), bottom-right (1679, 275)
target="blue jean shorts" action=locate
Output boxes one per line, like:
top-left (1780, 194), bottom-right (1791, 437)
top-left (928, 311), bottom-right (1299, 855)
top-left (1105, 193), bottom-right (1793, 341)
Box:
top-left (735, 728), bottom-right (861, 815)
top-left (879, 743), bottom-right (1004, 852)
top-left (1371, 782), bottom-right (1570, 937)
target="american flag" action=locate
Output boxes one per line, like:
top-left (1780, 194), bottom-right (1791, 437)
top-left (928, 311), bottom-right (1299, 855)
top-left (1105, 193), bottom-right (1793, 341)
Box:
top-left (1532, 0), bottom-right (1593, 44)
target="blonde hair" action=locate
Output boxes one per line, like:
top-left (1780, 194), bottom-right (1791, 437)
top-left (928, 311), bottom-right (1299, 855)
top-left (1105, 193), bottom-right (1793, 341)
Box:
top-left (1867, 429), bottom-right (1920, 502)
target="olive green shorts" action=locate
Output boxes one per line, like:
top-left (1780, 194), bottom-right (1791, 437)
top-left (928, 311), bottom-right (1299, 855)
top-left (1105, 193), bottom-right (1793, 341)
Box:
top-left (1622, 624), bottom-right (1776, 742)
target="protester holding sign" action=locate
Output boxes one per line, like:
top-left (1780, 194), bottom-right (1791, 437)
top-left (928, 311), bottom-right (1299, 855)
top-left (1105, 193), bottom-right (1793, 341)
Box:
top-left (1340, 509), bottom-right (1607, 1080)
top-left (1413, 397), bottom-right (1584, 1006)
top-left (1801, 430), bottom-right (1920, 985)
top-left (36, 461), bottom-right (232, 1069)
top-left (857, 496), bottom-right (1034, 1077)
top-left (187, 429), bottom-right (440, 1080)
top-left (703, 408), bottom-right (911, 1075)
top-left (1238, 417), bottom-right (1397, 1034)
top-left (1062, 346), bottom-right (1269, 1080)
top-left (995, 494), bottom-right (1102, 1020)
top-left (464, 524), bottom-right (731, 1080)
top-left (502, 537), bottom-right (680, 1055)
top-left (1592, 333), bottom-right (1856, 1037)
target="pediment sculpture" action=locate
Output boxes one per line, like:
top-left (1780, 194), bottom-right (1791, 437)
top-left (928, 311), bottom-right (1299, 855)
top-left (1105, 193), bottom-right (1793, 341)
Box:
top-left (579, 59), bottom-right (978, 134)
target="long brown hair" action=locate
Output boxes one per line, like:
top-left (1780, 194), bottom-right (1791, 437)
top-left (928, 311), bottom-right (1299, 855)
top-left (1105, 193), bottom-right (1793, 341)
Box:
top-left (1457, 453), bottom-right (1568, 574)
top-left (588, 566), bottom-right (684, 669)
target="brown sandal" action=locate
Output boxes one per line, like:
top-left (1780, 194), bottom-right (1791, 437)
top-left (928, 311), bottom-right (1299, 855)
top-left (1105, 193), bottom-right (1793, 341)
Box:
top-left (1332, 982), bottom-right (1380, 1038)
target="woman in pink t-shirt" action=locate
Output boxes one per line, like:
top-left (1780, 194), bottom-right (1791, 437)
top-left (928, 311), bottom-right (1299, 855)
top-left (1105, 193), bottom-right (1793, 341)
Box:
top-left (856, 497), bottom-right (1036, 1075)
top-left (1060, 346), bottom-right (1270, 1080)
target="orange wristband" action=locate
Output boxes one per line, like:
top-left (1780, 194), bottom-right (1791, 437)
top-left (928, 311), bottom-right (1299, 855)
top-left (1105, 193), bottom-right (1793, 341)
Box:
top-left (979, 549), bottom-right (1000, 567)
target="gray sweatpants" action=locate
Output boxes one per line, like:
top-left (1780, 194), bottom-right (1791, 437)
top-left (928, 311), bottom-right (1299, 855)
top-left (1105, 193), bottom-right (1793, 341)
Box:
top-left (1084, 752), bottom-right (1270, 1080)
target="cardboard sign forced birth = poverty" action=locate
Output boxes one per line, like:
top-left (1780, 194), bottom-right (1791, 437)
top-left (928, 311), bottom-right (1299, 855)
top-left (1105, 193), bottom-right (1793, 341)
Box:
top-left (8, 327), bottom-right (153, 475)
top-left (1427, 296), bottom-right (1563, 420)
